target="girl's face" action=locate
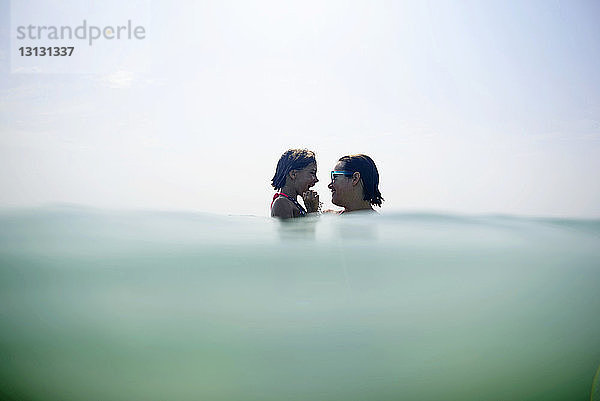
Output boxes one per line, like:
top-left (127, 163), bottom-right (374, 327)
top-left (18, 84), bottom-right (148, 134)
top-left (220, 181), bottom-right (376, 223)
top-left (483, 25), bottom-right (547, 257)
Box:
top-left (293, 162), bottom-right (318, 193)
top-left (328, 161), bottom-right (352, 206)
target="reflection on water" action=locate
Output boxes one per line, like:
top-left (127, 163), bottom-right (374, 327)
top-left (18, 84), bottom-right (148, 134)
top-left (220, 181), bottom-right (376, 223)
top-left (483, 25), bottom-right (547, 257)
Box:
top-left (593, 365), bottom-right (600, 401)
top-left (1, 206), bottom-right (599, 401)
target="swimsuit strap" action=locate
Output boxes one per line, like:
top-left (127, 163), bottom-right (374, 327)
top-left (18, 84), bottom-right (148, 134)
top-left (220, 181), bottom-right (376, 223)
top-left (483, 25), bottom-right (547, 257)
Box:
top-left (271, 192), bottom-right (307, 216)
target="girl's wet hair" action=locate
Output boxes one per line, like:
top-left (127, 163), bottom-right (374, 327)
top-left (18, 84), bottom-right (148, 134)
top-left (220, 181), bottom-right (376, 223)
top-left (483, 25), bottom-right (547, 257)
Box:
top-left (271, 149), bottom-right (316, 190)
top-left (338, 154), bottom-right (384, 207)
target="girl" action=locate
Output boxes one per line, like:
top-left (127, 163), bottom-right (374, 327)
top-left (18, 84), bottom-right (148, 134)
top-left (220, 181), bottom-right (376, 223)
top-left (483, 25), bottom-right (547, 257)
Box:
top-left (271, 149), bottom-right (320, 219)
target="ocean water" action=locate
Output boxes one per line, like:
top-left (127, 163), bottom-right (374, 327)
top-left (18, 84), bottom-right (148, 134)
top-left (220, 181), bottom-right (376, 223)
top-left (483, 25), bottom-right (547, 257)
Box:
top-left (1, 207), bottom-right (599, 401)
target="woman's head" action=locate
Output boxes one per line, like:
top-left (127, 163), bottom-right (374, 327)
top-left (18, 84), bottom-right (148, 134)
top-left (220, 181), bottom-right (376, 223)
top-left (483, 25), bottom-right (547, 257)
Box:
top-left (328, 154), bottom-right (383, 208)
top-left (271, 149), bottom-right (318, 192)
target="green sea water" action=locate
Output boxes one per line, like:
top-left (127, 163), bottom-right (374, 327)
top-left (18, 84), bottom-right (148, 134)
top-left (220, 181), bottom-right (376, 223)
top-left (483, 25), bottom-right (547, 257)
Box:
top-left (1, 207), bottom-right (599, 401)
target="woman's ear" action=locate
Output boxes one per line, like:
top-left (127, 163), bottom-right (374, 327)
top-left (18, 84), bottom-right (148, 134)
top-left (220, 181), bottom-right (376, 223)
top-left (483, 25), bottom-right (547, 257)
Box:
top-left (288, 170), bottom-right (297, 180)
top-left (352, 172), bottom-right (361, 186)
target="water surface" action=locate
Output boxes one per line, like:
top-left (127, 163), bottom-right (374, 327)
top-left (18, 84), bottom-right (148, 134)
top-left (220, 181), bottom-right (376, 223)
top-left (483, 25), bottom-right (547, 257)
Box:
top-left (1, 207), bottom-right (599, 400)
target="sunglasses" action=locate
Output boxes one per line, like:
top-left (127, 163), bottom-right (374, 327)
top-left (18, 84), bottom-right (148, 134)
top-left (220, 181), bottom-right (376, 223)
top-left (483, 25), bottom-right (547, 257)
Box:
top-left (330, 170), bottom-right (354, 181)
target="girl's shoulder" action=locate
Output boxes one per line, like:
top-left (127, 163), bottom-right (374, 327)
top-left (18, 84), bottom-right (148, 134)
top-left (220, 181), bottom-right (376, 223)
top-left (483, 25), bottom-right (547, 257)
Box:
top-left (271, 196), bottom-right (296, 218)
top-left (272, 195), bottom-right (294, 207)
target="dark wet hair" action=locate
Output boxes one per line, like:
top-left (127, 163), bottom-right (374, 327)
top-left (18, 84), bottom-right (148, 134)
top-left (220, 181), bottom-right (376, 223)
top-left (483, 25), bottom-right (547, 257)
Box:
top-left (271, 149), bottom-right (316, 190)
top-left (338, 154), bottom-right (384, 207)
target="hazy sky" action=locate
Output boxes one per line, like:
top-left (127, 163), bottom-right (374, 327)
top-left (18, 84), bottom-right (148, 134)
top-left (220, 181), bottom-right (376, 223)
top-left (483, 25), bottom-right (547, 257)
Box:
top-left (1, 0), bottom-right (599, 217)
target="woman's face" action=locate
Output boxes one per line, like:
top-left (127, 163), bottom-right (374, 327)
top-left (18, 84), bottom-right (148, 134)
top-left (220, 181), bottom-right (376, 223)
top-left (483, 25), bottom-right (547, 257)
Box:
top-left (294, 162), bottom-right (318, 193)
top-left (328, 161), bottom-right (352, 206)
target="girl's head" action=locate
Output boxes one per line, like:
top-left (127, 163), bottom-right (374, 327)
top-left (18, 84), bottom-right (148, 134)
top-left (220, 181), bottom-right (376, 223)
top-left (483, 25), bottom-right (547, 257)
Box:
top-left (328, 154), bottom-right (383, 207)
top-left (271, 149), bottom-right (318, 193)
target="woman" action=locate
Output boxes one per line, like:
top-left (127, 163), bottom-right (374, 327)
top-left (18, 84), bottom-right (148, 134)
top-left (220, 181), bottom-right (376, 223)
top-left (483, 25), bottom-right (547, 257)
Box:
top-left (328, 154), bottom-right (383, 214)
top-left (271, 149), bottom-right (320, 219)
